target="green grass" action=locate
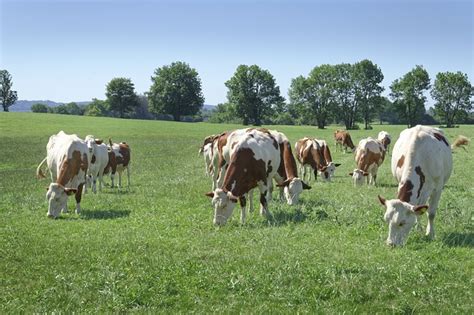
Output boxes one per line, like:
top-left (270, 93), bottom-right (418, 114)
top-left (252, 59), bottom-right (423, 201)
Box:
top-left (0, 112), bottom-right (472, 313)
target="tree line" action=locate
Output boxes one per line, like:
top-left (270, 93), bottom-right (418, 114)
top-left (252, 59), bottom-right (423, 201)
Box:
top-left (2, 61), bottom-right (473, 128)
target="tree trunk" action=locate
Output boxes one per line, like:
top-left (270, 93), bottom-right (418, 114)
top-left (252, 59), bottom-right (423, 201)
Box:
top-left (317, 119), bottom-right (325, 129)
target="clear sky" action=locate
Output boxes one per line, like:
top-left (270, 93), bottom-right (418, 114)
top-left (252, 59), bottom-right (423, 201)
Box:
top-left (1, 0), bottom-right (472, 105)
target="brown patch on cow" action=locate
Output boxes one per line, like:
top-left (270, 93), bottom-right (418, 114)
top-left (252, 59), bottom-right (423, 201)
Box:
top-left (103, 150), bottom-right (116, 175)
top-left (222, 147), bottom-right (266, 197)
top-left (357, 149), bottom-right (383, 172)
top-left (117, 143), bottom-right (131, 167)
top-left (334, 131), bottom-right (355, 150)
top-left (279, 141), bottom-right (298, 180)
top-left (397, 155), bottom-right (405, 168)
top-left (398, 180), bottom-right (414, 202)
top-left (57, 150), bottom-right (88, 187)
top-left (231, 141), bottom-right (238, 149)
top-left (266, 160), bottom-right (273, 177)
top-left (433, 132), bottom-right (449, 146)
top-left (381, 137), bottom-right (391, 149)
top-left (199, 134), bottom-right (218, 152)
top-left (415, 166), bottom-right (425, 198)
top-left (91, 154), bottom-right (96, 164)
top-left (95, 139), bottom-right (103, 145)
top-left (321, 143), bottom-right (333, 163)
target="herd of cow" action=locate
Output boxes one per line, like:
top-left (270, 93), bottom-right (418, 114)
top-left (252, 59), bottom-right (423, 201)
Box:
top-left (35, 125), bottom-right (455, 246)
top-left (200, 125), bottom-right (453, 246)
top-left (36, 131), bottom-right (131, 218)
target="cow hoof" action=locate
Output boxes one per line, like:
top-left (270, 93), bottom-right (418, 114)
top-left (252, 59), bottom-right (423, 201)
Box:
top-left (47, 214), bottom-right (56, 219)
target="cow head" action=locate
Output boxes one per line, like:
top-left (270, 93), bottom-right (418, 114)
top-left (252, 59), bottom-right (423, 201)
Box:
top-left (378, 195), bottom-right (428, 246)
top-left (277, 177), bottom-right (311, 205)
top-left (46, 183), bottom-right (76, 218)
top-left (325, 162), bottom-right (341, 180)
top-left (205, 188), bottom-right (238, 226)
top-left (84, 135), bottom-right (96, 154)
top-left (349, 169), bottom-right (368, 186)
top-left (318, 165), bottom-right (331, 181)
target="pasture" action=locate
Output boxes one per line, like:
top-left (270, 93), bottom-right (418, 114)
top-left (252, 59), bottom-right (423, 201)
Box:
top-left (0, 112), bottom-right (473, 313)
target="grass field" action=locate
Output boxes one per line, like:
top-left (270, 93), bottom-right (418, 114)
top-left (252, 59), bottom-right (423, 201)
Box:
top-left (1, 112), bottom-right (473, 313)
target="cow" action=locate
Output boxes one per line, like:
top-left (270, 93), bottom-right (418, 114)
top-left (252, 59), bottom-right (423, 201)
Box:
top-left (199, 134), bottom-right (219, 177)
top-left (377, 125), bottom-right (452, 246)
top-left (205, 128), bottom-right (280, 225)
top-left (267, 130), bottom-right (311, 205)
top-left (36, 131), bottom-right (89, 218)
top-left (350, 137), bottom-right (385, 186)
top-left (295, 137), bottom-right (340, 182)
top-left (84, 135), bottom-right (109, 193)
top-left (334, 130), bottom-right (355, 153)
top-left (105, 139), bottom-right (131, 188)
top-left (377, 131), bottom-right (392, 153)
top-left (451, 135), bottom-right (469, 151)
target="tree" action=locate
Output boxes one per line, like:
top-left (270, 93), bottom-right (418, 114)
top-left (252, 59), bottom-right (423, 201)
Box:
top-left (31, 103), bottom-right (48, 113)
top-left (148, 61), bottom-right (204, 121)
top-left (64, 102), bottom-right (84, 115)
top-left (0, 70), bottom-right (18, 112)
top-left (289, 65), bottom-right (335, 129)
top-left (431, 71), bottom-right (473, 127)
top-left (225, 64), bottom-right (284, 126)
top-left (106, 78), bottom-right (139, 118)
top-left (85, 98), bottom-right (109, 117)
top-left (390, 65), bottom-right (430, 127)
top-left (208, 103), bottom-right (241, 124)
top-left (332, 63), bottom-right (358, 129)
top-left (353, 60), bottom-right (384, 129)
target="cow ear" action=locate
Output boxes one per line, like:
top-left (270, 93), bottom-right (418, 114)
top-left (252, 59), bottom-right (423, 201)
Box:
top-left (319, 166), bottom-right (327, 172)
top-left (205, 192), bottom-right (214, 198)
top-left (378, 195), bottom-right (386, 206)
top-left (227, 193), bottom-right (238, 203)
top-left (64, 188), bottom-right (77, 195)
top-left (363, 172), bottom-right (369, 176)
top-left (45, 186), bottom-right (50, 191)
top-left (276, 179), bottom-right (291, 187)
top-left (302, 182), bottom-right (311, 190)
top-left (335, 163), bottom-right (341, 167)
top-left (411, 204), bottom-right (428, 214)
top-left (348, 172), bottom-right (353, 176)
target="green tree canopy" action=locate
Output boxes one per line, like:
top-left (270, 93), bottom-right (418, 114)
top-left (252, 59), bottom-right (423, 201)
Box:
top-left (390, 65), bottom-right (430, 127)
top-left (0, 70), bottom-right (18, 112)
top-left (225, 64), bottom-right (284, 126)
top-left (289, 65), bottom-right (335, 129)
top-left (148, 61), bottom-right (204, 121)
top-left (431, 71), bottom-right (473, 127)
top-left (106, 77), bottom-right (139, 118)
top-left (31, 103), bottom-right (48, 113)
top-left (332, 63), bottom-right (358, 129)
top-left (85, 98), bottom-right (109, 117)
top-left (353, 60), bottom-right (384, 129)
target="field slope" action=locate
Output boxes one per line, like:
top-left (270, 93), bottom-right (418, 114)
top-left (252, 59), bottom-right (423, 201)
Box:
top-left (0, 112), bottom-right (473, 313)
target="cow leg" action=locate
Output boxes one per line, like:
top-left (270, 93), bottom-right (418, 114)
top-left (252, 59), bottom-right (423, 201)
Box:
top-left (75, 183), bottom-right (84, 214)
top-left (239, 196), bottom-right (247, 224)
top-left (62, 199), bottom-right (68, 213)
top-left (126, 166), bottom-right (131, 188)
top-left (110, 172), bottom-right (116, 188)
top-left (92, 175), bottom-right (97, 193)
top-left (246, 190), bottom-right (254, 212)
top-left (259, 192), bottom-right (268, 216)
top-left (98, 169), bottom-right (104, 192)
top-left (118, 170), bottom-right (123, 188)
top-left (426, 190), bottom-right (441, 240)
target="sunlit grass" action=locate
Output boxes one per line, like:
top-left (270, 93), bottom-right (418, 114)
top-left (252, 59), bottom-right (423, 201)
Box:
top-left (0, 112), bottom-right (472, 312)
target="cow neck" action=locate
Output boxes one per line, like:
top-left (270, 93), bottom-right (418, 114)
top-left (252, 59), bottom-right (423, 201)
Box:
top-left (282, 141), bottom-right (298, 179)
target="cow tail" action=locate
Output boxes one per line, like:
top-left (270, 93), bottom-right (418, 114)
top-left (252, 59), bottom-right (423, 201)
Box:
top-left (109, 138), bottom-right (113, 147)
top-left (36, 157), bottom-right (48, 179)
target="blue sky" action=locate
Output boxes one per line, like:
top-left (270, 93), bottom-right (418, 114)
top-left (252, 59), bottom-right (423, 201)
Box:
top-left (1, 0), bottom-right (472, 105)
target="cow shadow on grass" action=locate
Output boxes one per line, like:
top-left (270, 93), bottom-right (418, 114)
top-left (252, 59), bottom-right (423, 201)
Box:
top-left (441, 232), bottom-right (474, 248)
top-left (377, 182), bottom-right (399, 188)
top-left (268, 199), bottom-right (330, 226)
top-left (79, 209), bottom-right (131, 220)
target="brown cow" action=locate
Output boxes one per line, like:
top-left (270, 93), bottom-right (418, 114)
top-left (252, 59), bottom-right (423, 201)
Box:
top-left (334, 130), bottom-right (355, 153)
top-left (105, 139), bottom-right (131, 188)
top-left (295, 137), bottom-right (335, 181)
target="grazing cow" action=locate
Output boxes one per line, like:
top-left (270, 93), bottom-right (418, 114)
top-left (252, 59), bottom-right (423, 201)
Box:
top-left (269, 130), bottom-right (311, 205)
top-left (84, 135), bottom-right (109, 193)
top-left (295, 137), bottom-right (340, 182)
top-left (334, 130), bottom-right (355, 153)
top-left (199, 134), bottom-right (219, 177)
top-left (378, 125), bottom-right (452, 246)
top-left (205, 128), bottom-right (280, 225)
top-left (377, 131), bottom-right (392, 153)
top-left (451, 135), bottom-right (469, 151)
top-left (350, 137), bottom-right (385, 186)
top-left (105, 139), bottom-right (131, 188)
top-left (36, 131), bottom-right (89, 218)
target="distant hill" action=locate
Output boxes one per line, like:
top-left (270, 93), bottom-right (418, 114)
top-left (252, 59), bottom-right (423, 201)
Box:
top-left (202, 104), bottom-right (216, 111)
top-left (10, 100), bottom-right (91, 112)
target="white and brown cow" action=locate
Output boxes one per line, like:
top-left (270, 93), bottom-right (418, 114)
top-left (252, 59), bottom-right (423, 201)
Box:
top-left (334, 130), bottom-right (356, 153)
top-left (377, 131), bottom-right (392, 153)
top-left (84, 135), bottom-right (109, 193)
top-left (378, 125), bottom-right (452, 246)
top-left (350, 137), bottom-right (385, 186)
top-left (205, 128), bottom-right (280, 225)
top-left (199, 134), bottom-right (219, 177)
top-left (36, 131), bottom-right (89, 218)
top-left (295, 137), bottom-right (340, 182)
top-left (105, 139), bottom-right (131, 188)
